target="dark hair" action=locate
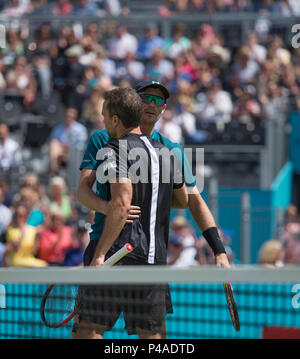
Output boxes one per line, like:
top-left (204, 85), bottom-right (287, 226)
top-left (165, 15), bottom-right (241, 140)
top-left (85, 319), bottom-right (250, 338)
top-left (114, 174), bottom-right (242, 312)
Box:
top-left (103, 88), bottom-right (143, 129)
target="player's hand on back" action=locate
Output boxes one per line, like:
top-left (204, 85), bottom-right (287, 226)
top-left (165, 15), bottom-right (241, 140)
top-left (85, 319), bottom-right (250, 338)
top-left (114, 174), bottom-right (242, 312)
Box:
top-left (126, 205), bottom-right (141, 223)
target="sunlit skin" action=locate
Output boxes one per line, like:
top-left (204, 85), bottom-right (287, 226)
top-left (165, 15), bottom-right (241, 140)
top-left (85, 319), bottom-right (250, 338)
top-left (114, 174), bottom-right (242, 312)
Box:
top-left (138, 87), bottom-right (167, 135)
top-left (74, 85), bottom-right (230, 339)
top-left (101, 101), bottom-right (142, 139)
top-left (137, 86), bottom-right (230, 270)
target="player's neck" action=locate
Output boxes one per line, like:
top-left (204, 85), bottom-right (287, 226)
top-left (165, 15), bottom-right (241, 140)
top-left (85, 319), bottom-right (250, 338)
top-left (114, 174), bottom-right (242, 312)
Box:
top-left (117, 127), bottom-right (142, 138)
top-left (139, 122), bottom-right (154, 136)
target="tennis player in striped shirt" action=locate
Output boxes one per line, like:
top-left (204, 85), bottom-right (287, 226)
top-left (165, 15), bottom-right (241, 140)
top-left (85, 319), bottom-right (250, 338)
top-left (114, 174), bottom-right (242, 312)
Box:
top-left (73, 87), bottom-right (188, 339)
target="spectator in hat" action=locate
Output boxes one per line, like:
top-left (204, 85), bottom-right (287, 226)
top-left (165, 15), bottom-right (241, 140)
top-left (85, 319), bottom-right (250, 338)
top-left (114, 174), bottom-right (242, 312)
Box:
top-left (63, 219), bottom-right (89, 266)
top-left (168, 216), bottom-right (198, 267)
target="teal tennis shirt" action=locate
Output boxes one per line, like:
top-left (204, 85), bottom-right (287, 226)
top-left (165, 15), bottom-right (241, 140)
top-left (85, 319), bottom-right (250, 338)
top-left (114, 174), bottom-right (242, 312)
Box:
top-left (79, 129), bottom-right (196, 241)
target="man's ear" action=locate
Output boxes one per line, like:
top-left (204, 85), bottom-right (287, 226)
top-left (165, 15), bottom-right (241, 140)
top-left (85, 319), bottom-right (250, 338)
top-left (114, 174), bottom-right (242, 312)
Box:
top-left (160, 103), bottom-right (167, 116)
top-left (112, 115), bottom-right (119, 127)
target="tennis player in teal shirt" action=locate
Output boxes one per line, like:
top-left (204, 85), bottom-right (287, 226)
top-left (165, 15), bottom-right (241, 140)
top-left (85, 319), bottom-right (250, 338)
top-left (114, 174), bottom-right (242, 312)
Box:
top-left (80, 126), bottom-right (196, 242)
top-left (78, 80), bottom-right (230, 265)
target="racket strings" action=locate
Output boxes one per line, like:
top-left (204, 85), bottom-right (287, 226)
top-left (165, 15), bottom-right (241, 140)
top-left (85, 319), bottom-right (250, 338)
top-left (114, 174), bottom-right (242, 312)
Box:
top-left (43, 285), bottom-right (77, 324)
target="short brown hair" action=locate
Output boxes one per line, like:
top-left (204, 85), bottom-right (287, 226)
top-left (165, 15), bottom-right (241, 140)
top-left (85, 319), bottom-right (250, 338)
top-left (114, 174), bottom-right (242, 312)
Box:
top-left (103, 87), bottom-right (143, 129)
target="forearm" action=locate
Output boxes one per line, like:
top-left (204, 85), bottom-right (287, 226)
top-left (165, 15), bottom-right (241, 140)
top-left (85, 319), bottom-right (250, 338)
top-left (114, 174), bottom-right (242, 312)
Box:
top-left (93, 200), bottom-right (128, 258)
top-left (188, 190), bottom-right (216, 232)
top-left (77, 183), bottom-right (108, 215)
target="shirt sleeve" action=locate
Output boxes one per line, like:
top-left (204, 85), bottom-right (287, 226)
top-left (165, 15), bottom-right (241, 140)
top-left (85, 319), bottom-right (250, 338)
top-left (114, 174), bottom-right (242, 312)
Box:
top-left (79, 132), bottom-right (103, 171)
top-left (171, 145), bottom-right (196, 188)
top-left (97, 141), bottom-right (129, 184)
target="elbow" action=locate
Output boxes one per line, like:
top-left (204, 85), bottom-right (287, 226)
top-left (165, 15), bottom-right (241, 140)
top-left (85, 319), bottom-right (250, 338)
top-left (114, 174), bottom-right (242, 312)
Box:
top-left (182, 200), bottom-right (189, 209)
top-left (76, 186), bottom-right (83, 205)
top-left (110, 197), bottom-right (131, 220)
top-left (179, 196), bottom-right (189, 209)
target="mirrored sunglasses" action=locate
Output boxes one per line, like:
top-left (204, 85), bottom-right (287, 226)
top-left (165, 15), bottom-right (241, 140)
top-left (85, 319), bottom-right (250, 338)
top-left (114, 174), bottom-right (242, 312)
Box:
top-left (139, 94), bottom-right (166, 106)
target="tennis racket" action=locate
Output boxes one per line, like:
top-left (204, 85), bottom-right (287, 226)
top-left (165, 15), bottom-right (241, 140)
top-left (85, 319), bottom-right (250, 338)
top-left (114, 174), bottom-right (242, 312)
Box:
top-left (223, 281), bottom-right (240, 331)
top-left (40, 243), bottom-right (133, 329)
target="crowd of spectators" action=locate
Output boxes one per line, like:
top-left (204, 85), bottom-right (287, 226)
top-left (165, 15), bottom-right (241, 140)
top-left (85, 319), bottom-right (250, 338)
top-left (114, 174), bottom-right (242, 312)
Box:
top-left (2, 1), bottom-right (300, 17)
top-left (0, 3), bottom-right (298, 144)
top-left (0, 9), bottom-right (296, 150)
top-left (257, 204), bottom-right (300, 266)
top-left (158, 0), bottom-right (300, 16)
top-left (0, 0), bottom-right (128, 17)
top-left (168, 205), bottom-right (300, 267)
top-left (0, 2), bottom-right (299, 267)
top-left (0, 173), bottom-right (90, 267)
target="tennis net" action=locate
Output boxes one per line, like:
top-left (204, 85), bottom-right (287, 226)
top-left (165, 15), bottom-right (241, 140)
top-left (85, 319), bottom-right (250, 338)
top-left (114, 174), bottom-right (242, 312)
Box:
top-left (0, 265), bottom-right (300, 339)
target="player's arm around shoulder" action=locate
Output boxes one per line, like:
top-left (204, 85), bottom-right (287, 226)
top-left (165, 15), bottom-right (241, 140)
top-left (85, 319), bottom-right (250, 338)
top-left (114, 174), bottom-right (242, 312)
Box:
top-left (77, 168), bottom-right (109, 215)
top-left (90, 177), bottom-right (133, 267)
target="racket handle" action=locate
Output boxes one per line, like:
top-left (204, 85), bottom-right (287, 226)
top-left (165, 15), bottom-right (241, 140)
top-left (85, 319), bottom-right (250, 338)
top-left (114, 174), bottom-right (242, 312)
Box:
top-left (103, 243), bottom-right (133, 267)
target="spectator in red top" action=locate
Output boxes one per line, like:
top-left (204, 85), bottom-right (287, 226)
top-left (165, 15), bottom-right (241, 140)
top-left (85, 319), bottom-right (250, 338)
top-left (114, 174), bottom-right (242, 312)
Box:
top-left (52, 0), bottom-right (73, 15)
top-left (37, 209), bottom-right (72, 265)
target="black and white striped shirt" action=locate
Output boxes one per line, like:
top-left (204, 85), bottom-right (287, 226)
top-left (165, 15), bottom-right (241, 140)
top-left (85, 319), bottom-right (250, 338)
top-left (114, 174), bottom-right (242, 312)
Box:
top-left (98, 133), bottom-right (184, 265)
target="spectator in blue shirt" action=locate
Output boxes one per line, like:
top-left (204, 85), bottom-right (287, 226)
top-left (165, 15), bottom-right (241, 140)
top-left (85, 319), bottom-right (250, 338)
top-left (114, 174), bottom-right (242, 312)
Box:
top-left (63, 219), bottom-right (89, 266)
top-left (73, 0), bottom-right (99, 15)
top-left (136, 22), bottom-right (164, 60)
top-left (49, 107), bottom-right (88, 176)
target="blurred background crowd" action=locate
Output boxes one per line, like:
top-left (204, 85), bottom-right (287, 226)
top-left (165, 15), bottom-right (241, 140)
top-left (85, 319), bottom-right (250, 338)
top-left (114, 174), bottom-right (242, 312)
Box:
top-left (0, 0), bottom-right (300, 268)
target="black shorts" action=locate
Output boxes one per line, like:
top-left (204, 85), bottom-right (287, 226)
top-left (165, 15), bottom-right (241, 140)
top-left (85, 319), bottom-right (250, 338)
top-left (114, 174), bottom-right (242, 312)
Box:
top-left (73, 240), bottom-right (173, 335)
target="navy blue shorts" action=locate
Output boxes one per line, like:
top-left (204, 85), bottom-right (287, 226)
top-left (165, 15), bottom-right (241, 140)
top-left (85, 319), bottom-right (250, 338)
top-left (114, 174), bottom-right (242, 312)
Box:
top-left (72, 240), bottom-right (173, 335)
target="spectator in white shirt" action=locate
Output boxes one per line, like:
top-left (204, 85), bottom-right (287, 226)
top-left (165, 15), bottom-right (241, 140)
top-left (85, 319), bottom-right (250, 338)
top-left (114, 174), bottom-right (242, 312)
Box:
top-left (116, 51), bottom-right (145, 82)
top-left (0, 186), bottom-right (12, 240)
top-left (0, 123), bottom-right (22, 171)
top-left (108, 25), bottom-right (138, 60)
top-left (156, 109), bottom-right (183, 144)
top-left (246, 32), bottom-right (267, 65)
top-left (194, 79), bottom-right (233, 125)
top-left (231, 46), bottom-right (260, 86)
